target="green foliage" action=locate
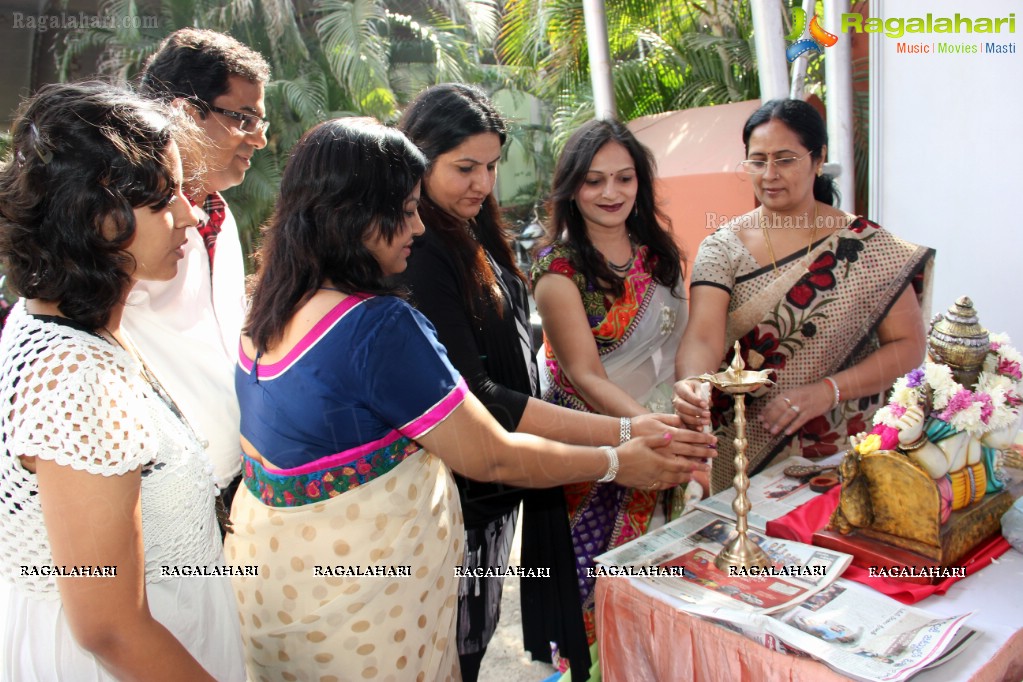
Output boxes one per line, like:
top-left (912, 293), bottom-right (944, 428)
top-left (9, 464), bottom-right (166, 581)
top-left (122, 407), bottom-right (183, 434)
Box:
top-left (496, 0), bottom-right (772, 214)
top-left (57, 0), bottom-right (500, 248)
top-left (54, 0), bottom-right (848, 247)
top-left (500, 0), bottom-right (761, 135)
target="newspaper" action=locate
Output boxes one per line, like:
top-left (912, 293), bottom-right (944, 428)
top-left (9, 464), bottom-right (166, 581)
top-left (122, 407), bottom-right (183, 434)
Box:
top-left (596, 510), bottom-right (852, 614)
top-left (695, 455), bottom-right (838, 531)
top-left (597, 495), bottom-right (977, 680)
top-left (693, 579), bottom-right (976, 682)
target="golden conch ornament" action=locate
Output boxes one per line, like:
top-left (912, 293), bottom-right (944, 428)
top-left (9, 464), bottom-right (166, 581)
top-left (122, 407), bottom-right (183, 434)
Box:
top-left (927, 296), bottom-right (989, 388)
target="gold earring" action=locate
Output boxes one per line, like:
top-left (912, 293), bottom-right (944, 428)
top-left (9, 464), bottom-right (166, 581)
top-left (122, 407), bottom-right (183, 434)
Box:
top-left (816, 166), bottom-right (823, 177)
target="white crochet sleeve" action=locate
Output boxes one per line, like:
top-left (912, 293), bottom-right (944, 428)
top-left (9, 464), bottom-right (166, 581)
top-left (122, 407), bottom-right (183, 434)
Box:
top-left (8, 336), bottom-right (155, 475)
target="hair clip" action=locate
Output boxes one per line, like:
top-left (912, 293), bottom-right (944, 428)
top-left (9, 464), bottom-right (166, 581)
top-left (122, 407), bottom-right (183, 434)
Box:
top-left (29, 122), bottom-right (53, 165)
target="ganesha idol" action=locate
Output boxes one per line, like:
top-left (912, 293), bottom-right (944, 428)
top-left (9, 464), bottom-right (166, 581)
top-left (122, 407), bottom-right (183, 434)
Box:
top-left (826, 297), bottom-right (1022, 567)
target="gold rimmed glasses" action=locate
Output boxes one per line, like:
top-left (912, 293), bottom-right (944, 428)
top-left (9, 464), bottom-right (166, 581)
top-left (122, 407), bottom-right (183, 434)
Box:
top-left (739, 150), bottom-right (812, 175)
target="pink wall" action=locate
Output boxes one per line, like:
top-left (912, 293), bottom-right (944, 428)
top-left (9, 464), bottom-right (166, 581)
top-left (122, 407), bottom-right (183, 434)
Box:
top-left (655, 173), bottom-right (756, 284)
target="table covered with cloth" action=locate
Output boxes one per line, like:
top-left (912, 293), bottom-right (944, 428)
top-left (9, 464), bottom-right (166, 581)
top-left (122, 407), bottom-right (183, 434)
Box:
top-left (596, 508), bottom-right (1023, 681)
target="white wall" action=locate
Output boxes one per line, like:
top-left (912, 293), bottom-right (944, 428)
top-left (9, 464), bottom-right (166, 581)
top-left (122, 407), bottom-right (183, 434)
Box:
top-left (870, 0), bottom-right (1023, 342)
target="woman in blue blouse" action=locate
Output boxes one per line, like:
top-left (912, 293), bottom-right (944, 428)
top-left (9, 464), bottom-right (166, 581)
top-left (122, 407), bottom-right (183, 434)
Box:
top-left (225, 118), bottom-right (692, 681)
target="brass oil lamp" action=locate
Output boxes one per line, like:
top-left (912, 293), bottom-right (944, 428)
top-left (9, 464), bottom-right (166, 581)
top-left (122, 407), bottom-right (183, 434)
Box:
top-left (697, 341), bottom-right (775, 571)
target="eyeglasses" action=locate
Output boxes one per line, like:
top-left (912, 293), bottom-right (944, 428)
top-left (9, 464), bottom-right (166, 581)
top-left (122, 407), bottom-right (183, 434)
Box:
top-left (207, 104), bottom-right (270, 135)
top-left (739, 151), bottom-right (812, 174)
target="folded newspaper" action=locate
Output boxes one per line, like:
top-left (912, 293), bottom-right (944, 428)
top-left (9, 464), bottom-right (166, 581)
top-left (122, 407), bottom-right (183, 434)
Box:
top-left (595, 464), bottom-right (976, 680)
top-left (696, 455), bottom-right (838, 531)
top-left (596, 509), bottom-right (851, 614)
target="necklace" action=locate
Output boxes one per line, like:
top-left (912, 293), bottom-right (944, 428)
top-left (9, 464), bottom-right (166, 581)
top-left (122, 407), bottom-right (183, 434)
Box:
top-left (760, 201), bottom-right (820, 276)
top-left (606, 241), bottom-right (637, 274)
top-left (102, 327), bottom-right (206, 449)
top-left (101, 326), bottom-right (228, 531)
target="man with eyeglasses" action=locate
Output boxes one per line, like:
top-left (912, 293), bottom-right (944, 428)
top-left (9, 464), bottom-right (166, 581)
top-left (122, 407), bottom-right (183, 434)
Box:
top-left (122, 28), bottom-right (271, 524)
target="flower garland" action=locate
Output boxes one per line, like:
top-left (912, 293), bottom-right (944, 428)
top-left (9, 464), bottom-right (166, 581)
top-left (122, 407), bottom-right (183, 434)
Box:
top-left (865, 333), bottom-right (1022, 445)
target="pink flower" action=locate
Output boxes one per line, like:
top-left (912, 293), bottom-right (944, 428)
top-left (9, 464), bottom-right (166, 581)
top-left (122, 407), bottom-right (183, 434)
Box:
top-left (877, 425), bottom-right (900, 450)
top-left (976, 393), bottom-right (995, 424)
top-left (991, 341), bottom-right (1003, 351)
top-left (997, 358), bottom-right (1022, 380)
top-left (938, 388), bottom-right (975, 422)
top-left (890, 404), bottom-right (907, 419)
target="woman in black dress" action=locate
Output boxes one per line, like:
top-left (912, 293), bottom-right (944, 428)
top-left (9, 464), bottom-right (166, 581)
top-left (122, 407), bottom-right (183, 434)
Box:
top-left (397, 83), bottom-right (715, 681)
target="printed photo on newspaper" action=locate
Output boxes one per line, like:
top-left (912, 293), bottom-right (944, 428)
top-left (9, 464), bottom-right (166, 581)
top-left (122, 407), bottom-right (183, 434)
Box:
top-left (696, 455), bottom-right (841, 531)
top-left (595, 509), bottom-right (852, 614)
top-left (704, 579), bottom-right (976, 682)
top-left (595, 501), bottom-right (977, 681)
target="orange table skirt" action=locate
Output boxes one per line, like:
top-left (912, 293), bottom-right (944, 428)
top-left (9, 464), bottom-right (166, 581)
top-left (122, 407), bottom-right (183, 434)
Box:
top-left (595, 576), bottom-right (1023, 682)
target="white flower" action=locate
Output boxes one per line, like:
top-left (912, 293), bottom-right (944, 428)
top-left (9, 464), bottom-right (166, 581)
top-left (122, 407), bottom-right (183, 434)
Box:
top-left (890, 385), bottom-right (920, 409)
top-left (977, 373), bottom-right (1012, 399)
top-left (880, 334), bottom-right (1021, 443)
top-left (948, 401), bottom-right (985, 435)
top-left (999, 344), bottom-right (1023, 366)
top-left (983, 353), bottom-right (998, 374)
top-left (874, 405), bottom-right (899, 428)
top-left (925, 362), bottom-right (956, 410)
top-left (988, 402), bottom-right (1020, 432)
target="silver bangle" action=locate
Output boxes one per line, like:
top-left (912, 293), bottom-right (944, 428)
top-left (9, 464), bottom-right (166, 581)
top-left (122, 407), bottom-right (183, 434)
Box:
top-left (823, 376), bottom-right (841, 409)
top-left (597, 446), bottom-right (620, 483)
top-left (619, 417), bottom-right (632, 445)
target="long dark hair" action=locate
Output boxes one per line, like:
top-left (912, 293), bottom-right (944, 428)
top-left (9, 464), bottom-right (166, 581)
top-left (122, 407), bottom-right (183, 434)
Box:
top-left (398, 83), bottom-right (520, 319)
top-left (742, 99), bottom-right (837, 206)
top-left (544, 118), bottom-right (684, 298)
top-left (0, 81), bottom-right (188, 330)
top-left (245, 118), bottom-right (426, 353)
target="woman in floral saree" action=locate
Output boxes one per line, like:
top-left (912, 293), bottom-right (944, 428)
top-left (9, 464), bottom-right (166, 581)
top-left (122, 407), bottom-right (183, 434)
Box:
top-left (227, 118), bottom-right (695, 682)
top-left (673, 99), bottom-right (934, 493)
top-left (531, 119), bottom-right (700, 657)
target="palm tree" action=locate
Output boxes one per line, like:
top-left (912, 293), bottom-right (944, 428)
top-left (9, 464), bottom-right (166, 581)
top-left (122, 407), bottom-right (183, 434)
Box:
top-left (500, 0), bottom-right (762, 142)
top-left (494, 0), bottom-right (841, 216)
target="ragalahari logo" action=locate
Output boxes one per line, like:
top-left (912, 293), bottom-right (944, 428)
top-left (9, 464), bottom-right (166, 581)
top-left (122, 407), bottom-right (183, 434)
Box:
top-left (786, 7), bottom-right (839, 62)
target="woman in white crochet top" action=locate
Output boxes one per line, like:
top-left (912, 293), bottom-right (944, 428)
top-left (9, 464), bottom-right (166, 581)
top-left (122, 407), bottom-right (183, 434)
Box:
top-left (0, 82), bottom-right (245, 680)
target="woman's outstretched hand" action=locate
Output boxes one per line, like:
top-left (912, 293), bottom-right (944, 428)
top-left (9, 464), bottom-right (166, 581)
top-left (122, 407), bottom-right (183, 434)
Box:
top-left (613, 431), bottom-right (713, 491)
top-left (671, 378), bottom-right (712, 431)
top-left (758, 380), bottom-right (836, 436)
top-left (632, 412), bottom-right (716, 458)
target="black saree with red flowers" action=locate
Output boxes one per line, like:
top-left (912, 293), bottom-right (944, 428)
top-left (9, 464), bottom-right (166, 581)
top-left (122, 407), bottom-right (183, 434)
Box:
top-left (691, 217), bottom-right (934, 493)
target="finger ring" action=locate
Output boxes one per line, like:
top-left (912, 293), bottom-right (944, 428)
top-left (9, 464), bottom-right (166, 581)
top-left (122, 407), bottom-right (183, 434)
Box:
top-left (790, 404), bottom-right (800, 414)
top-left (783, 397), bottom-right (793, 407)
top-left (649, 482), bottom-right (659, 490)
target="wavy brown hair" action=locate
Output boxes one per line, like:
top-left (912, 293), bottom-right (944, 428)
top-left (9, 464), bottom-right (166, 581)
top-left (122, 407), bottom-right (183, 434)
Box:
top-left (0, 81), bottom-right (196, 329)
top-left (543, 118), bottom-right (684, 298)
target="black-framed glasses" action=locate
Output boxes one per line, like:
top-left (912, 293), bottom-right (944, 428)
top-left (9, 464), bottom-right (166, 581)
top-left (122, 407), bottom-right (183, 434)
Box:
top-left (207, 104), bottom-right (269, 135)
top-left (739, 150), bottom-right (812, 174)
